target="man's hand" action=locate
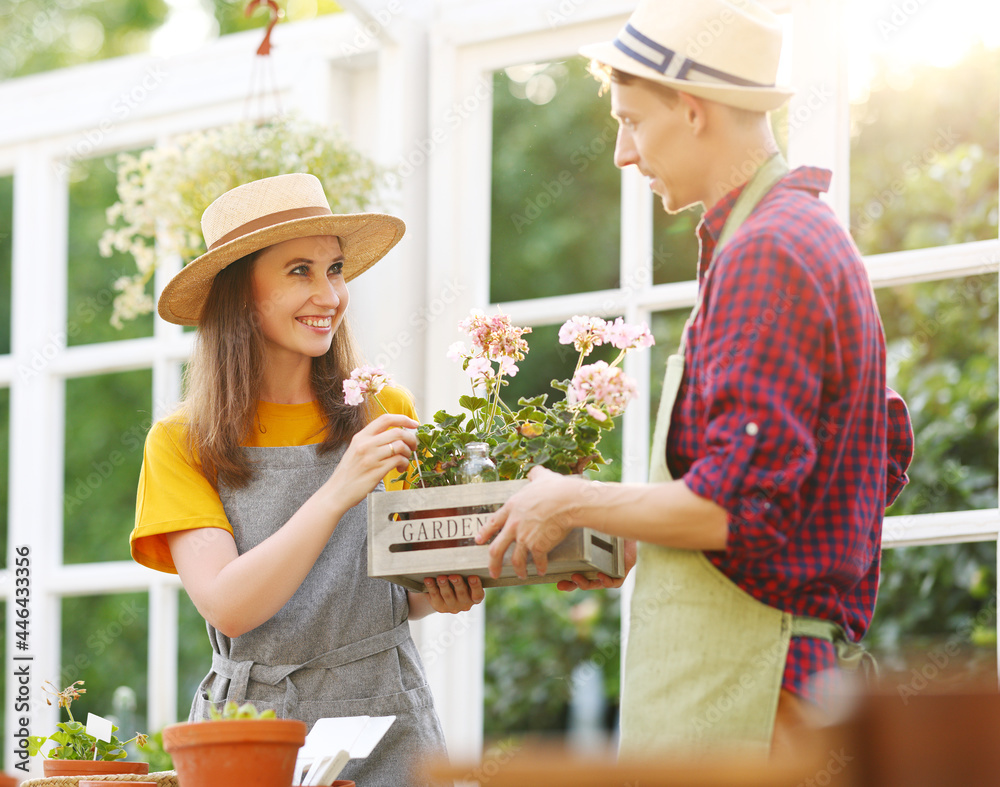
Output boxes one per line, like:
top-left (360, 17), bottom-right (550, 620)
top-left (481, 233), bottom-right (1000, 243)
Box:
top-left (476, 466), bottom-right (581, 579)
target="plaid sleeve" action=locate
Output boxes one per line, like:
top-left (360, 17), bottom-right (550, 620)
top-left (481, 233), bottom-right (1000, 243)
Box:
top-left (683, 231), bottom-right (829, 560)
top-left (885, 386), bottom-right (913, 507)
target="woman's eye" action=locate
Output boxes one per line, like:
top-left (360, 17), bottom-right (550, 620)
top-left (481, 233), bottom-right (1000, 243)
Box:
top-left (329, 262), bottom-right (344, 276)
top-left (291, 264), bottom-right (309, 276)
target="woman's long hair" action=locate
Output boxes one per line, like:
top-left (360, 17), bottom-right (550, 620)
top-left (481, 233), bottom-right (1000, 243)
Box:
top-left (182, 250), bottom-right (369, 488)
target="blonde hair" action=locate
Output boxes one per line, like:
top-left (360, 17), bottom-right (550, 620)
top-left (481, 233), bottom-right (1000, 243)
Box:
top-left (589, 61), bottom-right (764, 125)
top-left (182, 250), bottom-right (368, 488)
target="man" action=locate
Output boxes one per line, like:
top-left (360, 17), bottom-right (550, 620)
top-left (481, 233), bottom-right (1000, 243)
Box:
top-left (476, 0), bottom-right (913, 757)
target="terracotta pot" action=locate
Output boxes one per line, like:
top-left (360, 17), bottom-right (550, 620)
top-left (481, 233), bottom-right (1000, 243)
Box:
top-left (163, 719), bottom-right (307, 787)
top-left (0, 772), bottom-right (19, 787)
top-left (42, 760), bottom-right (149, 778)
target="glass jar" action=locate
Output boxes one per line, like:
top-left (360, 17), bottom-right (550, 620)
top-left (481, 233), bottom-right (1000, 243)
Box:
top-left (458, 442), bottom-right (498, 485)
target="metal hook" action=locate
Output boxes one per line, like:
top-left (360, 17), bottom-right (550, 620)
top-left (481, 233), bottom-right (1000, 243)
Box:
top-left (245, 0), bottom-right (282, 56)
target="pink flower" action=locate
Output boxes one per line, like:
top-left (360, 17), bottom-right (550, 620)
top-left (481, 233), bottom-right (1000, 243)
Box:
top-left (604, 317), bottom-right (655, 351)
top-left (343, 379), bottom-right (364, 406)
top-left (585, 405), bottom-right (608, 422)
top-left (458, 310), bottom-right (531, 368)
top-left (466, 356), bottom-right (494, 386)
top-left (447, 341), bottom-right (467, 362)
top-left (568, 361), bottom-right (637, 418)
top-left (558, 315), bottom-right (608, 356)
top-left (499, 356), bottom-right (519, 376)
top-left (343, 364), bottom-right (392, 406)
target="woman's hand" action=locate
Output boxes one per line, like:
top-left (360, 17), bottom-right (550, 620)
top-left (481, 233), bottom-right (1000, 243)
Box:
top-left (407, 575), bottom-right (485, 618)
top-left (325, 413), bottom-right (418, 510)
top-left (556, 539), bottom-right (636, 591)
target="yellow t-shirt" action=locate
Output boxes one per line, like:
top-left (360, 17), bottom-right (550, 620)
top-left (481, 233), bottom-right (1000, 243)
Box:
top-left (129, 387), bottom-right (417, 574)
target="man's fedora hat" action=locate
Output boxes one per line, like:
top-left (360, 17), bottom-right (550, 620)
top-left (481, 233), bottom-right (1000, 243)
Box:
top-left (580, 0), bottom-right (794, 112)
top-left (158, 173), bottom-right (405, 326)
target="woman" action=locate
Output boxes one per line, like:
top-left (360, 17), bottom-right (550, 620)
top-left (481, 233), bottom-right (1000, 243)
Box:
top-left (130, 173), bottom-right (482, 786)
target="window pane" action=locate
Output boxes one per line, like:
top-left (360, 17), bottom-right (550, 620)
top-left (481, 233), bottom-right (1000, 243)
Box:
top-left (0, 174), bottom-right (12, 355)
top-left (67, 155), bottom-right (154, 346)
top-left (651, 208), bottom-right (701, 286)
top-left (178, 590), bottom-right (212, 722)
top-left (0, 601), bottom-right (5, 772)
top-left (60, 593), bottom-right (149, 729)
top-left (491, 58), bottom-right (621, 302)
top-left (848, 4), bottom-right (999, 254)
top-left (64, 369), bottom-right (153, 563)
top-left (0, 388), bottom-right (8, 570)
top-left (869, 542), bottom-right (997, 685)
top-left (648, 308), bottom-right (690, 441)
top-left (876, 275), bottom-right (998, 515)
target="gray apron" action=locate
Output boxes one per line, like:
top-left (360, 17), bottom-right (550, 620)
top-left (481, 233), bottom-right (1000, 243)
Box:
top-left (190, 443), bottom-right (448, 787)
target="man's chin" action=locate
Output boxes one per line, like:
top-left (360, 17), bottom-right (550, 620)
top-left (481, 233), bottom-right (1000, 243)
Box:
top-left (659, 194), bottom-right (698, 215)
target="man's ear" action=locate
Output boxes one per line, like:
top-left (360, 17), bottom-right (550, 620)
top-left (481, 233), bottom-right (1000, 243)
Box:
top-left (678, 91), bottom-right (707, 135)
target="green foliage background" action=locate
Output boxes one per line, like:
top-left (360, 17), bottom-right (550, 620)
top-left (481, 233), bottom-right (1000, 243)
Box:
top-left (0, 6), bottom-right (997, 758)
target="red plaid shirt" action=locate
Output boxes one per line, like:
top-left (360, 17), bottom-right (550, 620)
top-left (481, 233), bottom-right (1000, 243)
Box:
top-left (667, 166), bottom-right (914, 701)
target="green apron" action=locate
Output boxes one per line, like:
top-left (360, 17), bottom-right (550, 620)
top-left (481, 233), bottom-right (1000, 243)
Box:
top-left (620, 154), bottom-right (795, 758)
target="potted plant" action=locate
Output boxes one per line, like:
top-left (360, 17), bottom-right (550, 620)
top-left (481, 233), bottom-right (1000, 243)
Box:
top-left (27, 681), bottom-right (149, 778)
top-left (354, 310), bottom-right (653, 589)
top-left (162, 700), bottom-right (306, 787)
top-left (99, 113), bottom-right (387, 329)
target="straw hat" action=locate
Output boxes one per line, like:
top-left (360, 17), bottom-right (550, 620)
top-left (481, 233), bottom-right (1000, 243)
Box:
top-left (580, 0), bottom-right (794, 112)
top-left (158, 173), bottom-right (405, 326)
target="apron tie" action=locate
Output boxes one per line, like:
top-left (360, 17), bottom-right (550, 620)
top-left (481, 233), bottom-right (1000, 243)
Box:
top-left (211, 621), bottom-right (411, 718)
top-left (790, 616), bottom-right (880, 682)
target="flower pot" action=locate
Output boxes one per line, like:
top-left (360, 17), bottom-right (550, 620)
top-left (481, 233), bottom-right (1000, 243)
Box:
top-left (42, 759), bottom-right (150, 778)
top-left (163, 718), bottom-right (307, 787)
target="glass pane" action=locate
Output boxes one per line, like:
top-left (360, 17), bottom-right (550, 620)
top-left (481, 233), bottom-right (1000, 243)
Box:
top-left (848, 3), bottom-right (999, 254)
top-left (648, 308), bottom-right (690, 442)
top-left (0, 388), bottom-right (8, 570)
top-left (64, 369), bottom-right (153, 563)
top-left (178, 590), bottom-right (212, 722)
top-left (869, 542), bottom-right (997, 685)
top-left (651, 208), bottom-right (701, 286)
top-left (491, 57), bottom-right (621, 302)
top-left (60, 593), bottom-right (149, 732)
top-left (67, 155), bottom-right (154, 346)
top-left (0, 601), bottom-right (5, 772)
top-left (876, 274), bottom-right (998, 515)
top-left (0, 174), bottom-right (12, 354)
top-left (484, 584), bottom-right (621, 740)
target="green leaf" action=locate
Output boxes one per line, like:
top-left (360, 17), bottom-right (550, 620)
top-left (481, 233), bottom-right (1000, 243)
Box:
top-left (459, 395), bottom-right (488, 411)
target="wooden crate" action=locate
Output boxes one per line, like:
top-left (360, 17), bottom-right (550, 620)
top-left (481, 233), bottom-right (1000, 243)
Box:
top-left (367, 479), bottom-right (625, 591)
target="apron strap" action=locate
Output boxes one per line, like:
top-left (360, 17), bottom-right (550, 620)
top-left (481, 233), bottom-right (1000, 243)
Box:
top-left (790, 616), bottom-right (880, 682)
top-left (211, 621), bottom-right (411, 717)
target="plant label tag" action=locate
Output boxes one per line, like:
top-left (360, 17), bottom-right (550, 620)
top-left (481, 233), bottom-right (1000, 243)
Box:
top-left (300, 715), bottom-right (396, 760)
top-left (349, 715), bottom-right (395, 758)
top-left (86, 713), bottom-right (114, 743)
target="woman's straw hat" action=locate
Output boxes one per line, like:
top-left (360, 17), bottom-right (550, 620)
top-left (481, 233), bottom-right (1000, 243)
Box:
top-left (158, 173), bottom-right (404, 326)
top-left (580, 0), bottom-right (794, 112)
